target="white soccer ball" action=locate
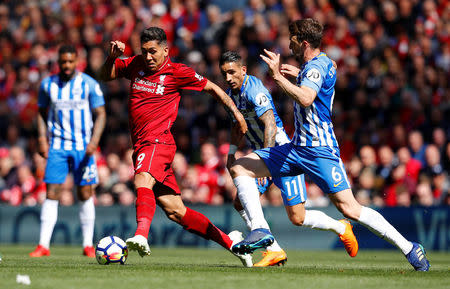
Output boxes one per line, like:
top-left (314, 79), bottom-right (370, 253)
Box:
top-left (95, 236), bottom-right (128, 265)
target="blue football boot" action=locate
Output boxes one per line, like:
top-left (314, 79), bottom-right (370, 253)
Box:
top-left (232, 228), bottom-right (274, 255)
top-left (406, 242), bottom-right (430, 271)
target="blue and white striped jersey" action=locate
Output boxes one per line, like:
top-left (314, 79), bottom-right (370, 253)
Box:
top-left (38, 72), bottom-right (105, 151)
top-left (292, 52), bottom-right (339, 148)
top-left (227, 75), bottom-right (290, 150)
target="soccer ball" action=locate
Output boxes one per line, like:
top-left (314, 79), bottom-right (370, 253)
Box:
top-left (95, 236), bottom-right (128, 265)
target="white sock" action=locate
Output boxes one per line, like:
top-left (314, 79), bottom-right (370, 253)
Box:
top-left (79, 197), bottom-right (95, 247)
top-left (358, 206), bottom-right (413, 255)
top-left (303, 210), bottom-right (346, 235)
top-left (238, 209), bottom-right (252, 231)
top-left (233, 176), bottom-right (269, 230)
top-left (267, 240), bottom-right (283, 251)
top-left (39, 199), bottom-right (59, 249)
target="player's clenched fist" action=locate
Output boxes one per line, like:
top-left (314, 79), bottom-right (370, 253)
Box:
top-left (109, 41), bottom-right (125, 59)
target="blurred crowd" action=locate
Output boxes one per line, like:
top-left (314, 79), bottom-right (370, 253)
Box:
top-left (0, 0), bottom-right (449, 208)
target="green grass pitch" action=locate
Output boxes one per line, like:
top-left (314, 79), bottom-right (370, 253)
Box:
top-left (0, 245), bottom-right (448, 289)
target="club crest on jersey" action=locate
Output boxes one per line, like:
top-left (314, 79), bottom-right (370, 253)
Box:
top-left (306, 68), bottom-right (321, 83)
top-left (159, 74), bottom-right (166, 84)
top-left (195, 73), bottom-right (204, 81)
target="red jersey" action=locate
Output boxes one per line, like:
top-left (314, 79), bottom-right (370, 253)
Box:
top-left (115, 56), bottom-right (207, 148)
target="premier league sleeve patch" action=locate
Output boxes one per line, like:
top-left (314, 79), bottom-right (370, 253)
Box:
top-left (306, 68), bottom-right (321, 83)
top-left (255, 93), bottom-right (269, 107)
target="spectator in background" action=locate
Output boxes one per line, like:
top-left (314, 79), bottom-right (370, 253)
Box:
top-left (359, 146), bottom-right (377, 174)
top-left (415, 182), bottom-right (435, 206)
top-left (376, 145), bottom-right (396, 188)
top-left (397, 146), bottom-right (422, 183)
top-left (408, 130), bottom-right (427, 167)
top-left (194, 142), bottom-right (223, 205)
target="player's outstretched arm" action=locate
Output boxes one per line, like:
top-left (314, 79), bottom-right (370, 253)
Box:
top-left (86, 106), bottom-right (106, 156)
top-left (260, 49), bottom-right (316, 108)
top-left (203, 80), bottom-right (248, 135)
top-left (99, 41), bottom-right (125, 81)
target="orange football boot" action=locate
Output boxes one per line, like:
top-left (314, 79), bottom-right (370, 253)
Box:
top-left (338, 219), bottom-right (358, 257)
top-left (83, 246), bottom-right (96, 258)
top-left (253, 250), bottom-right (287, 267)
top-left (29, 245), bottom-right (50, 257)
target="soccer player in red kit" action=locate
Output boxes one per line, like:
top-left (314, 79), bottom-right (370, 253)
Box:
top-left (99, 27), bottom-right (252, 266)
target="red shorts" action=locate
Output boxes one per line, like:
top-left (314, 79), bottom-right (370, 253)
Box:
top-left (132, 142), bottom-right (180, 194)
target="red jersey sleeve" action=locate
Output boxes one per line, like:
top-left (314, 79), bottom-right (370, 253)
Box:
top-left (114, 56), bottom-right (137, 80)
top-left (173, 63), bottom-right (208, 91)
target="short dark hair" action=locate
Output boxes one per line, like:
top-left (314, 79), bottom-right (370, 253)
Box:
top-left (140, 27), bottom-right (167, 46)
top-left (289, 18), bottom-right (323, 49)
top-left (58, 44), bottom-right (77, 56)
top-left (219, 51), bottom-right (243, 66)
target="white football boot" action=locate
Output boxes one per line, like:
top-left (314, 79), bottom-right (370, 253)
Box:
top-left (228, 230), bottom-right (253, 267)
top-left (126, 235), bottom-right (151, 257)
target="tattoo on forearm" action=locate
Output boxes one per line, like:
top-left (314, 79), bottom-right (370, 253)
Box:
top-left (260, 110), bottom-right (276, 148)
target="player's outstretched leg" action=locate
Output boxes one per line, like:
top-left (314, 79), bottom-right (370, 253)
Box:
top-left (357, 206), bottom-right (430, 271)
top-left (180, 207), bottom-right (253, 267)
top-left (334, 189), bottom-right (430, 271)
top-left (231, 228), bottom-right (275, 255)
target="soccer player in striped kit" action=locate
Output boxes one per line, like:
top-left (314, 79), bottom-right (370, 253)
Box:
top-left (231, 19), bottom-right (430, 271)
top-left (220, 51), bottom-right (357, 266)
top-left (30, 45), bottom-right (106, 258)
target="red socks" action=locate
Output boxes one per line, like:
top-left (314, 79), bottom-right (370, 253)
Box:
top-left (134, 189), bottom-right (232, 249)
top-left (180, 207), bottom-right (233, 249)
top-left (135, 187), bottom-right (156, 238)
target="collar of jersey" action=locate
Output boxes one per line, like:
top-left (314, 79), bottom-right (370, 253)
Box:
top-left (239, 74), bottom-right (250, 96)
top-left (300, 52), bottom-right (326, 70)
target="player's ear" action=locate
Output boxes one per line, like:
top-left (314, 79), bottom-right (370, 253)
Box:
top-left (242, 65), bottom-right (247, 75)
top-left (163, 45), bottom-right (169, 57)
